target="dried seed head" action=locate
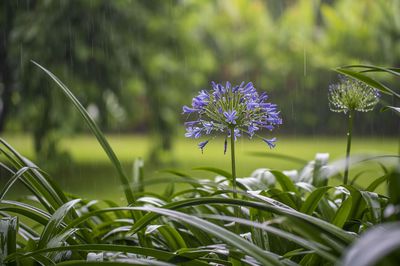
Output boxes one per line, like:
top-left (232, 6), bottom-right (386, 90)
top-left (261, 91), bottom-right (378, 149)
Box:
top-left (328, 76), bottom-right (380, 114)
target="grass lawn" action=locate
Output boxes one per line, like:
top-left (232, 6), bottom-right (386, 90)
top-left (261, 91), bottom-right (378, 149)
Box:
top-left (1, 134), bottom-right (397, 200)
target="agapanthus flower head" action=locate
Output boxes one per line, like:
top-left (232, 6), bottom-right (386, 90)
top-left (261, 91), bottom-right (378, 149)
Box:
top-left (183, 81), bottom-right (282, 152)
top-left (328, 76), bottom-right (380, 114)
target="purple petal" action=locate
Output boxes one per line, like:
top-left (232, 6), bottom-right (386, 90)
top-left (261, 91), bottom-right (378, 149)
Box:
top-left (198, 140), bottom-right (209, 153)
top-left (182, 105), bottom-right (196, 114)
top-left (224, 137), bottom-right (227, 155)
top-left (263, 137), bottom-right (277, 149)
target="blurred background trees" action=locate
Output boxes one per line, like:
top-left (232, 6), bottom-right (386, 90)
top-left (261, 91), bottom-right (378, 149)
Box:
top-left (0, 0), bottom-right (399, 165)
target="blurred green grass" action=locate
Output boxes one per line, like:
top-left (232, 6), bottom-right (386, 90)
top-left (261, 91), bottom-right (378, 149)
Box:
top-left (1, 134), bottom-right (397, 200)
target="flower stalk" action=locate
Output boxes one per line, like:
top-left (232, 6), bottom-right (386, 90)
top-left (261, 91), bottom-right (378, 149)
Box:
top-left (343, 110), bottom-right (353, 185)
top-left (230, 127), bottom-right (237, 199)
top-left (230, 127), bottom-right (240, 233)
top-left (328, 76), bottom-right (380, 185)
top-left (183, 81), bottom-right (282, 232)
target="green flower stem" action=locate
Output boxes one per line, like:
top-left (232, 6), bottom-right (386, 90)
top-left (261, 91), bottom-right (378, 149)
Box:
top-left (343, 110), bottom-right (354, 185)
top-left (230, 127), bottom-right (237, 199)
top-left (230, 127), bottom-right (239, 233)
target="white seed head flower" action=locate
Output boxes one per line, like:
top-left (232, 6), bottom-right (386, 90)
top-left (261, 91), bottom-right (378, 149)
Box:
top-left (328, 76), bottom-right (380, 114)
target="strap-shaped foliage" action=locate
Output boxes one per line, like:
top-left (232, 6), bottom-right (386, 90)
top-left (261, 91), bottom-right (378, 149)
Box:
top-left (31, 61), bottom-right (136, 205)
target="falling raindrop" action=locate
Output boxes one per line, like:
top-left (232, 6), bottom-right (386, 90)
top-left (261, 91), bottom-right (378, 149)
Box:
top-left (303, 45), bottom-right (307, 77)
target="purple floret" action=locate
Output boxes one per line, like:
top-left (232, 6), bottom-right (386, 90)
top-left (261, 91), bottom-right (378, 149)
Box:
top-left (223, 110), bottom-right (238, 124)
top-left (263, 137), bottom-right (277, 149)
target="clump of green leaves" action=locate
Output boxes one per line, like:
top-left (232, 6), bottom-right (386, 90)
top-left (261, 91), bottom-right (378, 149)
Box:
top-left (0, 63), bottom-right (397, 265)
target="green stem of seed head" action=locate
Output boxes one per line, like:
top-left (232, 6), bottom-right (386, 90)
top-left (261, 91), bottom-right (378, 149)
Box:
top-left (397, 98), bottom-right (400, 162)
top-left (343, 110), bottom-right (354, 185)
top-left (398, 121), bottom-right (400, 164)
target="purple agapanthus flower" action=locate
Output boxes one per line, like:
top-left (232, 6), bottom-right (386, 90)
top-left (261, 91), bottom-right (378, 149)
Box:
top-left (223, 110), bottom-right (238, 124)
top-left (183, 81), bottom-right (282, 153)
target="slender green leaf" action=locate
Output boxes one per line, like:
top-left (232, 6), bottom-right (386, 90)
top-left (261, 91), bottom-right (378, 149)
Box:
top-left (137, 197), bottom-right (166, 207)
top-left (171, 188), bottom-right (213, 199)
top-left (21, 158), bottom-right (68, 208)
top-left (159, 169), bottom-right (193, 178)
top-left (132, 158), bottom-right (144, 194)
top-left (128, 197), bottom-right (355, 244)
top-left (201, 214), bottom-right (338, 262)
top-left (61, 207), bottom-right (135, 233)
top-left (46, 228), bottom-right (81, 249)
top-left (0, 212), bottom-right (39, 240)
top-left (31, 254), bottom-right (56, 265)
top-left (249, 152), bottom-right (308, 164)
top-left (0, 166), bottom-right (37, 200)
top-left (58, 198), bottom-right (353, 249)
top-left (360, 191), bottom-right (381, 224)
top-left (334, 68), bottom-right (400, 98)
top-left (343, 185), bottom-right (366, 221)
top-left (0, 200), bottom-right (50, 225)
top-left (299, 253), bottom-right (321, 266)
top-left (0, 139), bottom-right (64, 211)
top-left (0, 162), bottom-right (14, 175)
top-left (32, 61), bottom-right (135, 204)
top-left (128, 176), bottom-right (212, 190)
top-left (267, 189), bottom-right (298, 209)
top-left (350, 171), bottom-right (368, 186)
top-left (0, 217), bottom-right (18, 266)
top-left (341, 222), bottom-right (400, 266)
top-left (193, 167), bottom-right (232, 179)
top-left (163, 183), bottom-right (175, 199)
top-left (38, 199), bottom-right (81, 248)
top-left (5, 244), bottom-right (189, 264)
top-left (270, 170), bottom-right (298, 194)
top-left (175, 247), bottom-right (222, 260)
top-left (312, 153), bottom-right (329, 187)
top-left (101, 225), bottom-right (131, 241)
top-left (377, 162), bottom-right (389, 174)
top-left (154, 225), bottom-right (187, 250)
top-left (341, 64), bottom-right (400, 77)
top-left (317, 197), bottom-right (336, 222)
top-left (56, 260), bottom-right (176, 266)
top-left (332, 196), bottom-right (352, 228)
top-left (282, 249), bottom-right (312, 259)
top-left (388, 168), bottom-right (400, 205)
top-left (300, 187), bottom-right (331, 215)
top-left (283, 217), bottom-right (345, 254)
top-left (179, 224), bottom-right (214, 246)
top-left (135, 206), bottom-right (284, 266)
top-left (381, 106), bottom-right (400, 114)
top-left (91, 220), bottom-right (132, 240)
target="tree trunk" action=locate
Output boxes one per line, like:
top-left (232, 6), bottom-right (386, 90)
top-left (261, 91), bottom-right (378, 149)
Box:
top-left (0, 2), bottom-right (15, 132)
top-left (33, 90), bottom-right (52, 155)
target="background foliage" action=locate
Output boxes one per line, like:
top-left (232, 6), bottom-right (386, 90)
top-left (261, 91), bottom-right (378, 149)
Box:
top-left (1, 0), bottom-right (399, 162)
top-left (1, 1), bottom-right (400, 264)
top-left (0, 70), bottom-right (398, 264)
